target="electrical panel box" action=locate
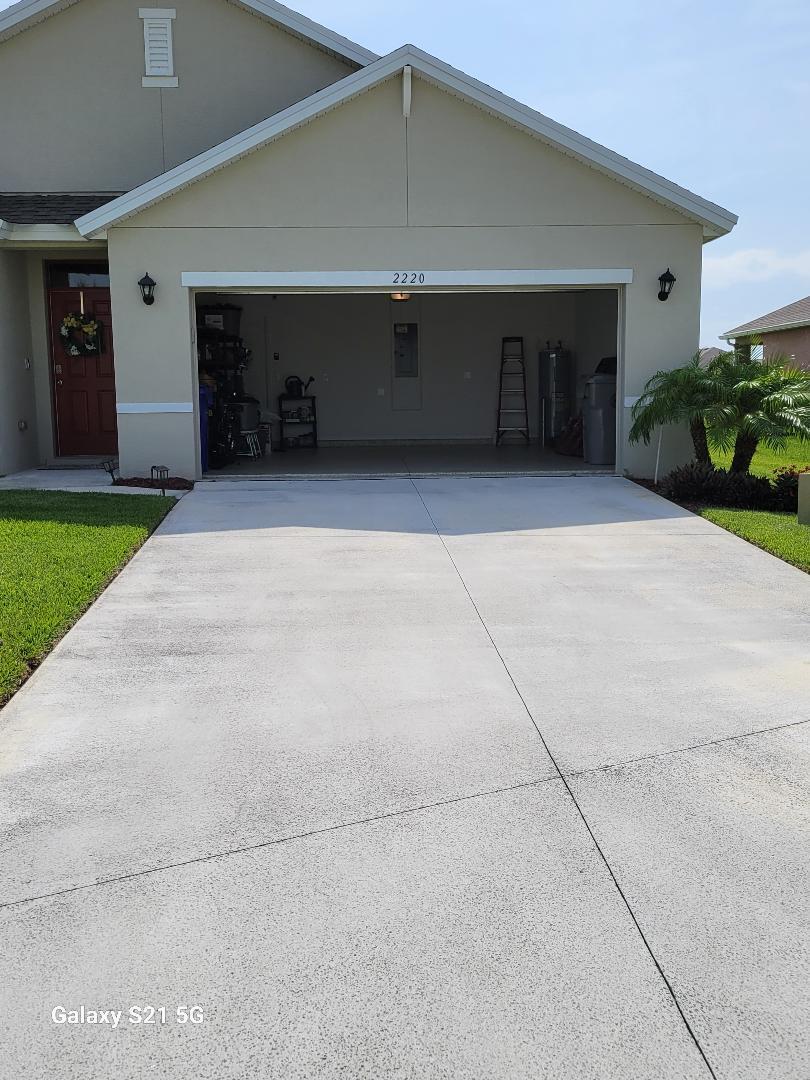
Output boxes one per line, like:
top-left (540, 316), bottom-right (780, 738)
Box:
top-left (393, 323), bottom-right (419, 378)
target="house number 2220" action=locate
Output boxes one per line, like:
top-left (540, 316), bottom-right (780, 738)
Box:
top-left (393, 272), bottom-right (426, 285)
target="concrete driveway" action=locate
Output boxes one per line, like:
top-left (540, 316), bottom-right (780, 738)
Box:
top-left (1, 477), bottom-right (808, 1080)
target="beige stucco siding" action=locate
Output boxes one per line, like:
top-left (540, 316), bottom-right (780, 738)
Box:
top-left (128, 75), bottom-right (687, 230)
top-left (406, 81), bottom-right (686, 228)
top-left (127, 77), bottom-right (409, 229)
top-left (0, 0), bottom-right (355, 192)
top-left (106, 72), bottom-right (703, 477)
top-left (763, 328), bottom-right (810, 370)
top-left (0, 250), bottom-right (36, 475)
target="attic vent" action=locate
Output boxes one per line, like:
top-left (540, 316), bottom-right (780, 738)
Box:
top-left (139, 8), bottom-right (177, 87)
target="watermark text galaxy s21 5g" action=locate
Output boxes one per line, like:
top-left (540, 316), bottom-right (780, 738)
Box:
top-left (51, 1005), bottom-right (205, 1027)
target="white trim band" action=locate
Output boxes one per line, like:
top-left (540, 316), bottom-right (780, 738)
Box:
top-left (181, 269), bottom-right (634, 290)
top-left (117, 402), bottom-right (194, 414)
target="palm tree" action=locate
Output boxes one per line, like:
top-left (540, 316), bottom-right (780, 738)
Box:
top-left (629, 354), bottom-right (714, 464)
top-left (704, 356), bottom-right (810, 474)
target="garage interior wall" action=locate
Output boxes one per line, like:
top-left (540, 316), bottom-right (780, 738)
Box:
top-left (199, 290), bottom-right (618, 444)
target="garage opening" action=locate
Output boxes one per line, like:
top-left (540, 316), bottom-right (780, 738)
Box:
top-left (194, 289), bottom-right (620, 477)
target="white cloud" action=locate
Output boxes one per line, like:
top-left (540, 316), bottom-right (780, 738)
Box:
top-left (703, 248), bottom-right (810, 288)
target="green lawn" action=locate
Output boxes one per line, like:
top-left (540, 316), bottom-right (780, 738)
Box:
top-left (712, 435), bottom-right (810, 476)
top-left (0, 490), bottom-right (174, 705)
top-left (700, 508), bottom-right (810, 573)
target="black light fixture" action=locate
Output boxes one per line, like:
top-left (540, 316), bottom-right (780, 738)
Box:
top-left (657, 268), bottom-right (676, 302)
top-left (138, 273), bottom-right (156, 306)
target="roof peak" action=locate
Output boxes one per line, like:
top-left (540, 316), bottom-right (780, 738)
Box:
top-left (75, 45), bottom-right (738, 239)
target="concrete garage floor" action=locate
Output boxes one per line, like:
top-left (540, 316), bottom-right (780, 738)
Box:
top-left (0, 477), bottom-right (808, 1080)
top-left (207, 442), bottom-right (611, 479)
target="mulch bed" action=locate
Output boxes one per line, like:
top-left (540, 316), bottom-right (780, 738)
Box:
top-left (114, 477), bottom-right (194, 491)
top-left (629, 476), bottom-right (700, 513)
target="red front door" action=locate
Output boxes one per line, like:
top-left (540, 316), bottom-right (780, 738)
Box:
top-left (49, 287), bottom-right (118, 456)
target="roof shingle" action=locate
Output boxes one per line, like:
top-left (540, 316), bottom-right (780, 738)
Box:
top-left (722, 295), bottom-right (810, 339)
top-left (0, 193), bottom-right (122, 224)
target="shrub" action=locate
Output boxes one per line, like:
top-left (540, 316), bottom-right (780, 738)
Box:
top-left (720, 471), bottom-right (777, 510)
top-left (659, 462), bottom-right (725, 503)
top-left (771, 465), bottom-right (810, 513)
top-left (659, 462), bottom-right (774, 509)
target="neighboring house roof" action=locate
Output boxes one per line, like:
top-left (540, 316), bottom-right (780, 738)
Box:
top-left (0, 192), bottom-right (121, 223)
top-left (75, 44), bottom-right (739, 240)
top-left (721, 295), bottom-right (810, 339)
top-left (698, 347), bottom-right (723, 365)
top-left (0, 0), bottom-right (377, 65)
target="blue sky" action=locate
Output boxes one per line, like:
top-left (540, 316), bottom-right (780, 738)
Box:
top-left (4, 0), bottom-right (808, 345)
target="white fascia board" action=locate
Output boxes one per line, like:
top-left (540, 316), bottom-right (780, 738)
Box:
top-left (0, 0), bottom-right (79, 41)
top-left (75, 43), bottom-right (738, 239)
top-left (720, 320), bottom-right (810, 340)
top-left (0, 0), bottom-right (376, 64)
top-left (228, 0), bottom-right (377, 65)
top-left (181, 269), bottom-right (634, 289)
top-left (0, 222), bottom-right (96, 243)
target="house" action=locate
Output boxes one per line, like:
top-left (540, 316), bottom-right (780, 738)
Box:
top-left (698, 347), bottom-right (724, 366)
top-left (0, 0), bottom-right (738, 481)
top-left (721, 296), bottom-right (810, 369)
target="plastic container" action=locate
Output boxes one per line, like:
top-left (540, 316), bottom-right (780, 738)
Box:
top-left (583, 373), bottom-right (616, 465)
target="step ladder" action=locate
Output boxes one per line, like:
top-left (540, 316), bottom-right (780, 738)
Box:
top-left (495, 337), bottom-right (530, 445)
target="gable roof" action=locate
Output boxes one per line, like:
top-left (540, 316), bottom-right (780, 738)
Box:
top-left (698, 346), bottom-right (723, 365)
top-left (721, 295), bottom-right (810, 339)
top-left (74, 44), bottom-right (738, 241)
top-left (0, 0), bottom-right (377, 65)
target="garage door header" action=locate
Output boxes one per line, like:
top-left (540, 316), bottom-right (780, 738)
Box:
top-left (181, 269), bottom-right (634, 290)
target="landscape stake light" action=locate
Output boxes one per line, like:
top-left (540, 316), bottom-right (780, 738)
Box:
top-left (151, 465), bottom-right (170, 496)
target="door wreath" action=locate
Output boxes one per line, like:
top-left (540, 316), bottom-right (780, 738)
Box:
top-left (59, 312), bottom-right (103, 356)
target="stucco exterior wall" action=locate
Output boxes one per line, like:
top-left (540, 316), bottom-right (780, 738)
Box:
top-left (106, 73), bottom-right (702, 478)
top-left (763, 328), bottom-right (810, 369)
top-left (0, 250), bottom-right (36, 474)
top-left (0, 0), bottom-right (355, 192)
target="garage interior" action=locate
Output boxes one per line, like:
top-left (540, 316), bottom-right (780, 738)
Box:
top-left (195, 289), bottom-right (620, 477)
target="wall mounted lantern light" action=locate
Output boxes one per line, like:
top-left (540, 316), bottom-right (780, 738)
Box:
top-left (657, 268), bottom-right (676, 302)
top-left (390, 292), bottom-right (411, 302)
top-left (138, 273), bottom-right (157, 306)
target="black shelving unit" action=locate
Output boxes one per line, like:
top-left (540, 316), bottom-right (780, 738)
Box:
top-left (278, 394), bottom-right (317, 450)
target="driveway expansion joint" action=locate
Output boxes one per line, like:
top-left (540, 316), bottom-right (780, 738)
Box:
top-left (409, 478), bottom-right (719, 1080)
top-left (0, 775), bottom-right (559, 913)
top-left (565, 714), bottom-right (810, 780)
